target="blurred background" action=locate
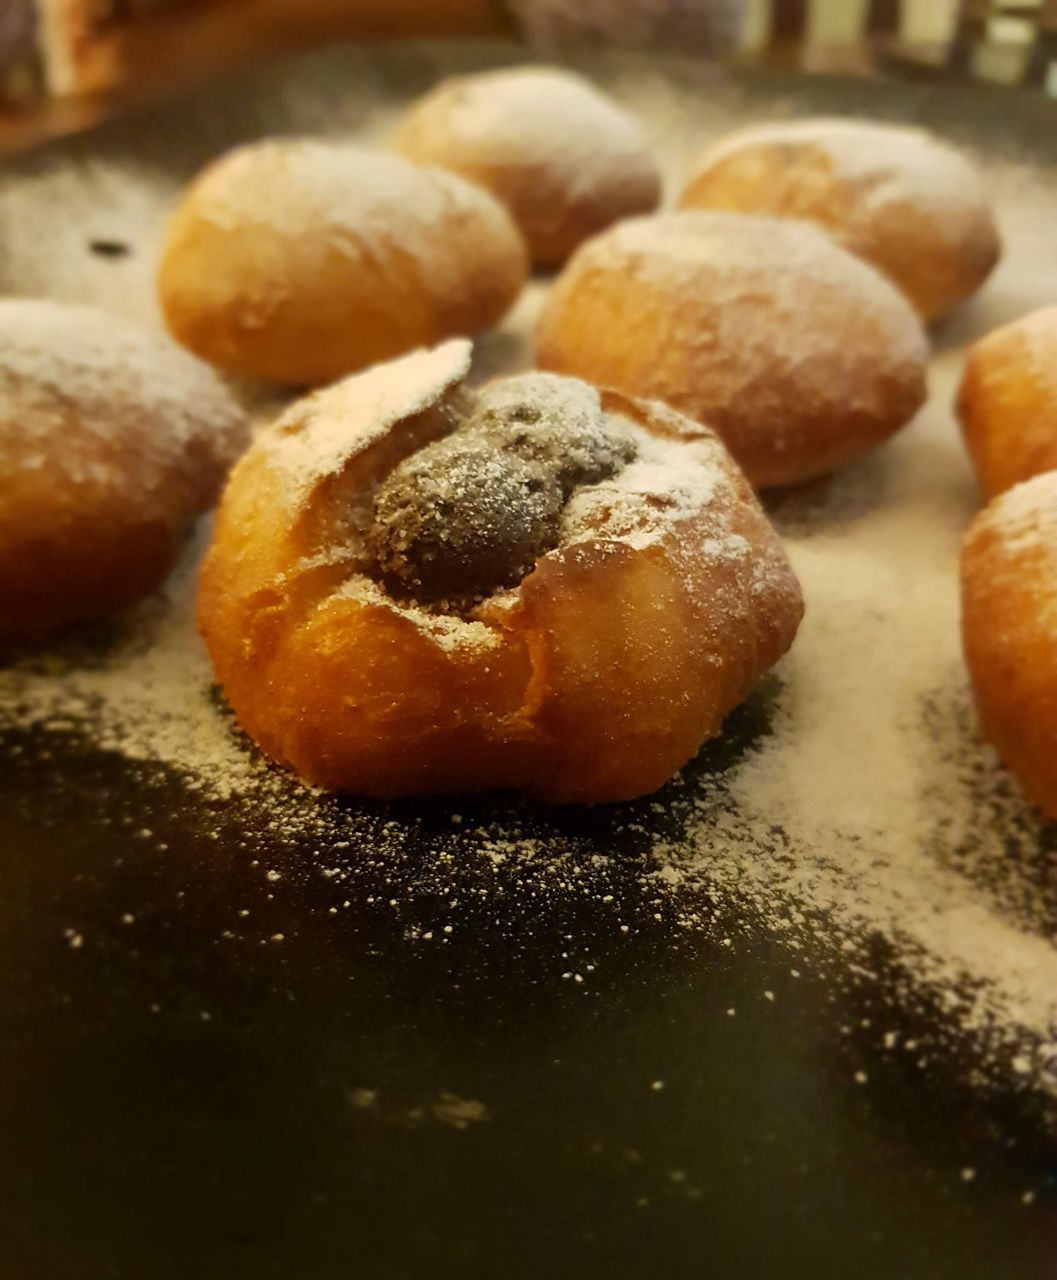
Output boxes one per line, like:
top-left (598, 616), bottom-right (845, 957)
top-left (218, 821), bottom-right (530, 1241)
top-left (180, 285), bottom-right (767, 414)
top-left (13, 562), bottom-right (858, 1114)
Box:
top-left (3, 0), bottom-right (1057, 147)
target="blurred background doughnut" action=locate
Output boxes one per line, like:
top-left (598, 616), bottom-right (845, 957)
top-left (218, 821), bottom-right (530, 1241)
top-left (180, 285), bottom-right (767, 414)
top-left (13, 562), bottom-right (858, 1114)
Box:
top-left (678, 119), bottom-right (1000, 322)
top-left (158, 139), bottom-right (528, 385)
top-left (958, 307), bottom-right (1057, 501)
top-left (536, 210), bottom-right (928, 489)
top-left (962, 472), bottom-right (1057, 819)
top-left (0, 298), bottom-right (248, 644)
top-left (393, 65), bottom-right (661, 268)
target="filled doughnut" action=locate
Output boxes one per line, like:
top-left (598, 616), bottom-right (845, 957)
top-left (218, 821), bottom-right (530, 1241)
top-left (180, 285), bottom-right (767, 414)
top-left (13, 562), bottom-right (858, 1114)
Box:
top-left (393, 65), bottom-right (662, 268)
top-left (535, 211), bottom-right (928, 489)
top-left (0, 299), bottom-right (248, 644)
top-left (677, 118), bottom-right (1000, 322)
top-left (957, 307), bottom-right (1057, 501)
top-left (961, 473), bottom-right (1057, 818)
top-left (198, 339), bottom-right (804, 803)
top-left (158, 139), bottom-right (528, 386)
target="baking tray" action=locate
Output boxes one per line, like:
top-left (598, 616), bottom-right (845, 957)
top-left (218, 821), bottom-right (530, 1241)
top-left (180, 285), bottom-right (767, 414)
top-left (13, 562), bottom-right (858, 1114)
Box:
top-left (1, 37), bottom-right (1056, 1280)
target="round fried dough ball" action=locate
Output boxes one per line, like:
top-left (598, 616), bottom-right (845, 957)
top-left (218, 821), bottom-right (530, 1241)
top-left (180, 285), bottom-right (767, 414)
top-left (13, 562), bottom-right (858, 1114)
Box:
top-left (962, 473), bottom-right (1057, 818)
top-left (198, 340), bottom-right (804, 803)
top-left (957, 307), bottom-right (1057, 501)
top-left (0, 299), bottom-right (248, 644)
top-left (678, 118), bottom-right (1000, 323)
top-left (535, 211), bottom-right (928, 489)
top-left (393, 66), bottom-right (661, 268)
top-left (158, 139), bottom-right (528, 386)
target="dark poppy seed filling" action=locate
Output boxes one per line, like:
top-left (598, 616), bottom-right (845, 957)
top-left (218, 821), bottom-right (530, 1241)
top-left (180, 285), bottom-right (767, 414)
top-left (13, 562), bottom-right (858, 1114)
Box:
top-left (367, 374), bottom-right (636, 607)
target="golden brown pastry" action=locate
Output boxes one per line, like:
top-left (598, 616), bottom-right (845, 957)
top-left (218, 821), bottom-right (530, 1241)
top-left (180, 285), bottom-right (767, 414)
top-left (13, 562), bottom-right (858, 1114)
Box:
top-left (678, 118), bottom-right (1000, 322)
top-left (0, 299), bottom-right (248, 644)
top-left (158, 139), bottom-right (528, 386)
top-left (962, 473), bottom-right (1057, 819)
top-left (535, 211), bottom-right (928, 489)
top-left (393, 65), bottom-right (662, 268)
top-left (198, 339), bottom-right (804, 802)
top-left (957, 307), bottom-right (1057, 501)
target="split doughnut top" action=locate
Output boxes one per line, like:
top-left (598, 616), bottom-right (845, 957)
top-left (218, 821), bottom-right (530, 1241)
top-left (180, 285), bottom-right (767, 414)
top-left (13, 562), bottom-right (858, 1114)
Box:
top-left (199, 340), bottom-right (804, 803)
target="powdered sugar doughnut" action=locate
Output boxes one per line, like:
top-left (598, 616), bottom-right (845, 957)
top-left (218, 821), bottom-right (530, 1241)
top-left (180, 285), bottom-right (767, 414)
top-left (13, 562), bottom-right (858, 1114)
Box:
top-left (393, 66), bottom-right (661, 268)
top-left (0, 299), bottom-right (248, 644)
top-left (678, 119), bottom-right (1000, 322)
top-left (536, 211), bottom-right (928, 489)
top-left (199, 340), bottom-right (803, 802)
top-left (962, 473), bottom-right (1057, 818)
top-left (158, 140), bottom-right (528, 386)
top-left (958, 307), bottom-right (1057, 500)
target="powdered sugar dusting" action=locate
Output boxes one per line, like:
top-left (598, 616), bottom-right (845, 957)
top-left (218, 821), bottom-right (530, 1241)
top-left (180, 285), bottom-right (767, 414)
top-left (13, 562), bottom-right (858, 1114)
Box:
top-left (561, 418), bottom-right (720, 551)
top-left (195, 139), bottom-right (458, 238)
top-left (188, 139), bottom-right (513, 294)
top-left (972, 471), bottom-right (1057, 557)
top-left (270, 338), bottom-right (472, 494)
top-left (693, 118), bottom-right (991, 222)
top-left (0, 528), bottom-right (258, 800)
top-left (336, 575), bottom-right (504, 655)
top-left (397, 65), bottom-right (655, 191)
top-left (0, 297), bottom-right (247, 475)
top-left (260, 351), bottom-right (747, 653)
top-left (603, 211), bottom-right (922, 351)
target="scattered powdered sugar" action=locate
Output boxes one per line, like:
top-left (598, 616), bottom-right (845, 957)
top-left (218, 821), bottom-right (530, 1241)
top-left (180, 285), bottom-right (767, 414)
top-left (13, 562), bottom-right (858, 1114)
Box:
top-left (4, 346), bottom-right (1055, 1099)
top-left (193, 139), bottom-right (451, 238)
top-left (0, 156), bottom-right (173, 327)
top-left (673, 483), bottom-right (1057, 1080)
top-left (0, 526), bottom-right (259, 800)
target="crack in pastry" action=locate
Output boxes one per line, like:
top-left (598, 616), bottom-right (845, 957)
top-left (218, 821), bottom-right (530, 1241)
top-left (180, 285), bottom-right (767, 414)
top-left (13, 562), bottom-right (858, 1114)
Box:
top-left (368, 375), bottom-right (636, 609)
top-left (198, 339), bottom-right (804, 803)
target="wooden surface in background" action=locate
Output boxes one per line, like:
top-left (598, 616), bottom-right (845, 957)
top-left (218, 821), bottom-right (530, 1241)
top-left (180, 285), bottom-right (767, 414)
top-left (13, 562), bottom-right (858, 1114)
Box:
top-left (1, 0), bottom-right (505, 155)
top-left (59, 0), bottom-right (504, 94)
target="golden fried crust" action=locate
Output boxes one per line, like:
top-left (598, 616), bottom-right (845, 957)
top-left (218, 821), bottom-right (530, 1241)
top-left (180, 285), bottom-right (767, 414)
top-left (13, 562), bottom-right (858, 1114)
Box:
top-left (957, 307), bottom-right (1057, 501)
top-left (393, 67), bottom-right (662, 269)
top-left (198, 346), bottom-right (803, 802)
top-left (0, 301), bottom-right (248, 645)
top-left (678, 121), bottom-right (1000, 322)
top-left (962, 474), bottom-right (1057, 818)
top-left (2, 439), bottom-right (202, 644)
top-left (535, 212), bottom-right (928, 490)
top-left (158, 141), bottom-right (528, 386)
